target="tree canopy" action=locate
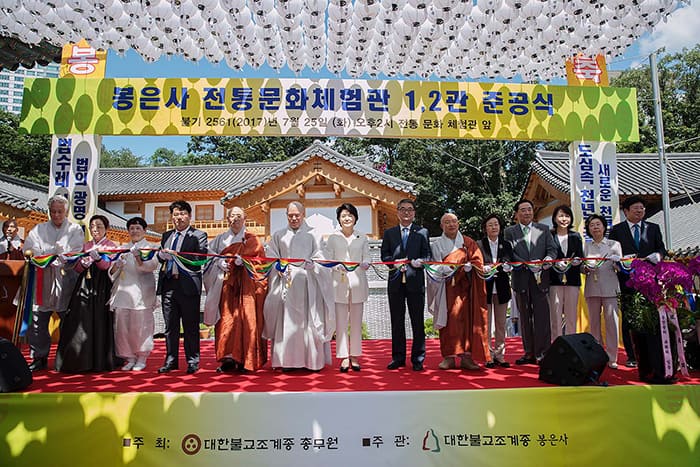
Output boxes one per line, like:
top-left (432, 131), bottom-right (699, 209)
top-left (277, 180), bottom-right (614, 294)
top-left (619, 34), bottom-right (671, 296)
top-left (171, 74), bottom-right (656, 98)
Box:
top-left (100, 146), bottom-right (142, 168)
top-left (0, 109), bottom-right (52, 185)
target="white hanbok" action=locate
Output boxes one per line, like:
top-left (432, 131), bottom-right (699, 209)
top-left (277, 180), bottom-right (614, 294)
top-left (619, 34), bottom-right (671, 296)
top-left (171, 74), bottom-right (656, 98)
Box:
top-left (262, 222), bottom-right (335, 370)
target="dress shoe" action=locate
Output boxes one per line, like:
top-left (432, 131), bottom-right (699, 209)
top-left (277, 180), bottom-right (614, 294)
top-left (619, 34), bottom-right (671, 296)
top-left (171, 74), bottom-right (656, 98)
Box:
top-left (412, 362), bottom-right (424, 371)
top-left (339, 358), bottom-right (350, 373)
top-left (186, 364), bottom-right (199, 374)
top-left (460, 357), bottom-right (480, 370)
top-left (29, 357), bottom-right (47, 372)
top-left (625, 359), bottom-right (637, 368)
top-left (158, 362), bottom-right (178, 373)
top-left (438, 358), bottom-right (456, 370)
top-left (485, 361), bottom-right (497, 369)
top-left (216, 359), bottom-right (237, 373)
top-left (387, 360), bottom-right (405, 370)
top-left (132, 358), bottom-right (147, 371)
top-left (351, 362), bottom-right (361, 372)
top-left (121, 358), bottom-right (136, 371)
top-left (495, 359), bottom-right (510, 368)
top-left (608, 362), bottom-right (619, 369)
top-left (515, 355), bottom-right (537, 365)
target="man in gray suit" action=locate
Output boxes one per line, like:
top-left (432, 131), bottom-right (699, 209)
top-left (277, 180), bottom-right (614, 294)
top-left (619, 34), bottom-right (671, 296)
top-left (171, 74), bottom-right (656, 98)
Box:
top-left (504, 199), bottom-right (557, 364)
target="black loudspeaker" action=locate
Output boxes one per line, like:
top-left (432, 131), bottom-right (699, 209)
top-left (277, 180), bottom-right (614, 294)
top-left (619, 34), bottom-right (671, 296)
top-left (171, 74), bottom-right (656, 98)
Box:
top-left (539, 333), bottom-right (609, 386)
top-left (0, 338), bottom-right (32, 393)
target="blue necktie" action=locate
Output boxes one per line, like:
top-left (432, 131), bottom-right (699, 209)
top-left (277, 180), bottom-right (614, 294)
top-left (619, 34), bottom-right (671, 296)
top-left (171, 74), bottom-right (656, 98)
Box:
top-left (633, 224), bottom-right (640, 250)
top-left (401, 227), bottom-right (409, 250)
top-left (167, 232), bottom-right (180, 278)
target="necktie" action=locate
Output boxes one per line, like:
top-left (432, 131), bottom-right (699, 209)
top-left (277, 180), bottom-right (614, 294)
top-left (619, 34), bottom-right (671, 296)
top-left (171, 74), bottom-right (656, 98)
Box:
top-left (633, 224), bottom-right (640, 250)
top-left (401, 227), bottom-right (409, 250)
top-left (167, 232), bottom-right (180, 278)
top-left (523, 225), bottom-right (531, 251)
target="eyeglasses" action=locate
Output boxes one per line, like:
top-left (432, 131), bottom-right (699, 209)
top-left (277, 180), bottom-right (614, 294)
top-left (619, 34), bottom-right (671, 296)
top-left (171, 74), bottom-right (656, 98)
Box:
top-left (398, 207), bottom-right (415, 213)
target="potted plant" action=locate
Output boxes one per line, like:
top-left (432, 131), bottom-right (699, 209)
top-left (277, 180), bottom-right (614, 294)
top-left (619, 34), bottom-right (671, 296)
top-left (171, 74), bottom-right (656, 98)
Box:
top-left (199, 323), bottom-right (213, 339)
top-left (624, 259), bottom-right (693, 383)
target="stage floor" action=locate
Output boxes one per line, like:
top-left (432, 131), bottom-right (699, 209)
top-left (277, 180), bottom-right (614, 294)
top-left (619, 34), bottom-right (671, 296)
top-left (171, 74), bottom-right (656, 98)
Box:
top-left (19, 337), bottom-right (700, 393)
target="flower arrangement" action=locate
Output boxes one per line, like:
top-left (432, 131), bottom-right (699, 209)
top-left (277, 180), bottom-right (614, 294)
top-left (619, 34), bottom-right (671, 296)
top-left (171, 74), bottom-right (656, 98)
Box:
top-left (624, 259), bottom-right (693, 333)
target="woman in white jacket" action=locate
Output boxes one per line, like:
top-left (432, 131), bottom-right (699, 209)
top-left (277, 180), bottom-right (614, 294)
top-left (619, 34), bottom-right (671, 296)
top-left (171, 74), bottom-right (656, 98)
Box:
top-left (324, 203), bottom-right (371, 372)
top-left (109, 217), bottom-right (159, 371)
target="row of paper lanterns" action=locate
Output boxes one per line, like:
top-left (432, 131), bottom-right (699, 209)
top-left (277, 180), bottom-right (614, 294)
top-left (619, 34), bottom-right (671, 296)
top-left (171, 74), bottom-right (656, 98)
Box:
top-left (0, 0), bottom-right (680, 79)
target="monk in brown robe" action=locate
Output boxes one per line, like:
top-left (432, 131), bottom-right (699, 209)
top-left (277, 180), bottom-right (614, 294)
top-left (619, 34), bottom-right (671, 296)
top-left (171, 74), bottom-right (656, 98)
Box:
top-left (427, 213), bottom-right (488, 370)
top-left (204, 207), bottom-right (268, 372)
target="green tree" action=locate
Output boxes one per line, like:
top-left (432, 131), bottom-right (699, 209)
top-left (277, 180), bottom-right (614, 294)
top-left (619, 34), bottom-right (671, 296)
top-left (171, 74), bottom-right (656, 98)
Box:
top-left (149, 147), bottom-right (187, 166)
top-left (612, 44), bottom-right (700, 153)
top-left (0, 109), bottom-right (52, 184)
top-left (186, 136), bottom-right (327, 163)
top-left (100, 146), bottom-right (142, 168)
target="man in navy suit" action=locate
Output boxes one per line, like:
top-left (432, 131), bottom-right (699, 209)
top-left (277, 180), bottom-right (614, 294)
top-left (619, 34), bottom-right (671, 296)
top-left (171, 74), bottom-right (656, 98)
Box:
top-left (504, 199), bottom-right (557, 364)
top-left (609, 195), bottom-right (666, 367)
top-left (381, 199), bottom-right (431, 371)
top-left (157, 200), bottom-right (208, 375)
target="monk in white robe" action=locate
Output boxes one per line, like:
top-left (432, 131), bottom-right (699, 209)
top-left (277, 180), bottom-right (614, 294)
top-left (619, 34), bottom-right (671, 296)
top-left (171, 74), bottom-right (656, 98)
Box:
top-left (262, 202), bottom-right (334, 371)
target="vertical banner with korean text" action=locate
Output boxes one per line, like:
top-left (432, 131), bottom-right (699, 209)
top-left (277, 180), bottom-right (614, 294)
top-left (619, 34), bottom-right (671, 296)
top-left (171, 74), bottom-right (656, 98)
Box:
top-left (566, 53), bottom-right (620, 232)
top-left (569, 142), bottom-right (620, 237)
top-left (48, 40), bottom-right (105, 231)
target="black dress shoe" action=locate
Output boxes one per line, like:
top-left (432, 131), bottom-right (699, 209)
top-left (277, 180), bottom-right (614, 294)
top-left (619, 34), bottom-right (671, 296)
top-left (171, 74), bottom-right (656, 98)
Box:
top-left (158, 363), bottom-right (178, 373)
top-left (515, 355), bottom-right (536, 365)
top-left (485, 361), bottom-right (497, 369)
top-left (412, 362), bottom-right (424, 371)
top-left (186, 364), bottom-right (199, 374)
top-left (351, 362), bottom-right (361, 372)
top-left (216, 359), bottom-right (236, 373)
top-left (29, 357), bottom-right (48, 372)
top-left (387, 360), bottom-right (405, 370)
top-left (496, 360), bottom-right (511, 368)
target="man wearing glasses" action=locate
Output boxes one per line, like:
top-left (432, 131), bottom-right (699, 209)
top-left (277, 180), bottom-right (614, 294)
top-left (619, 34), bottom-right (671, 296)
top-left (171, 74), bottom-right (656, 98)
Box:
top-left (381, 199), bottom-right (431, 371)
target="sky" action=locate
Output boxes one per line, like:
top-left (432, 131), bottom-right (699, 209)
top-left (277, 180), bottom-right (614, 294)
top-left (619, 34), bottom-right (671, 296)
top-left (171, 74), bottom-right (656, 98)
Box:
top-left (101, 1), bottom-right (700, 161)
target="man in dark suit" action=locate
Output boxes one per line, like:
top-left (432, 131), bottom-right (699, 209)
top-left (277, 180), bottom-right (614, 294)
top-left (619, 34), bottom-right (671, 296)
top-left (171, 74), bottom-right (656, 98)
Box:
top-left (157, 200), bottom-right (208, 375)
top-left (608, 195), bottom-right (666, 367)
top-left (504, 199), bottom-right (557, 364)
top-left (381, 199), bottom-right (431, 371)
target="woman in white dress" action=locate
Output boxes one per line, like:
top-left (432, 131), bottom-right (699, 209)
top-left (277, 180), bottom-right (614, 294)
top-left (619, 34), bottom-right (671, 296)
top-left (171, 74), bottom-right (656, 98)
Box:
top-left (324, 203), bottom-right (371, 372)
top-left (108, 217), bottom-right (159, 371)
top-left (583, 214), bottom-right (623, 369)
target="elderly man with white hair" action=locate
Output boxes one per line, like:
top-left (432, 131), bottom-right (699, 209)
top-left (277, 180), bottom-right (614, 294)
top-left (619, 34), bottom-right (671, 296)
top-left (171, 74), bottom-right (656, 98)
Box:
top-left (23, 194), bottom-right (84, 371)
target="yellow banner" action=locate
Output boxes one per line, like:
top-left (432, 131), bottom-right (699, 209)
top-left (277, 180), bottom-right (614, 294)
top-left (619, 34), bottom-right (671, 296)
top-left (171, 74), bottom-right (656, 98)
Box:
top-left (1, 386), bottom-right (697, 466)
top-left (20, 78), bottom-right (639, 142)
top-left (59, 39), bottom-right (107, 79)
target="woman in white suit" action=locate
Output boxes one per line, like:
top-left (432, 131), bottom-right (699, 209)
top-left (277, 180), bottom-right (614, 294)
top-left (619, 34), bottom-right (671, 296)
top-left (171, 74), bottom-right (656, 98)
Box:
top-left (324, 203), bottom-right (371, 372)
top-left (583, 214), bottom-right (623, 369)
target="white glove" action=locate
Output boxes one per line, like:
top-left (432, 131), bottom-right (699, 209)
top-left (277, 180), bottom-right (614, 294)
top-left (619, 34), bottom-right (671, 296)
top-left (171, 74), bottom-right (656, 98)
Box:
top-left (158, 250), bottom-right (173, 261)
top-left (530, 264), bottom-right (542, 273)
top-left (129, 244), bottom-right (141, 256)
top-left (571, 257), bottom-right (582, 266)
top-left (482, 264), bottom-right (492, 274)
top-left (360, 262), bottom-right (370, 270)
top-left (51, 259), bottom-right (63, 268)
top-left (217, 258), bottom-right (230, 272)
top-left (645, 253), bottom-right (661, 264)
top-left (88, 249), bottom-right (101, 261)
top-left (80, 256), bottom-right (93, 268)
top-left (608, 254), bottom-right (621, 263)
top-left (54, 244), bottom-right (64, 255)
top-left (463, 262), bottom-right (472, 272)
top-left (233, 254), bottom-right (243, 267)
top-left (502, 263), bottom-right (513, 273)
top-left (303, 259), bottom-right (315, 270)
top-left (556, 260), bottom-right (568, 269)
top-left (410, 258), bottom-right (423, 268)
top-left (114, 256), bottom-right (127, 268)
top-left (541, 257), bottom-right (553, 270)
top-left (334, 264), bottom-right (345, 272)
top-left (54, 253), bottom-right (68, 265)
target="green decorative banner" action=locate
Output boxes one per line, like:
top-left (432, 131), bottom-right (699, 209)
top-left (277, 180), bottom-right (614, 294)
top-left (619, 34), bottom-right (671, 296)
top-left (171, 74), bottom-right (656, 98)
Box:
top-left (20, 78), bottom-right (639, 142)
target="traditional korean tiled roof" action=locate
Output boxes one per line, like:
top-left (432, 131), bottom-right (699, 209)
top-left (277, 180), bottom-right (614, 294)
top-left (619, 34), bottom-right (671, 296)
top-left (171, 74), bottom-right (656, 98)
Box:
top-left (647, 198), bottom-right (700, 256)
top-left (531, 151), bottom-right (700, 196)
top-left (221, 140), bottom-right (416, 201)
top-left (0, 37), bottom-right (61, 71)
top-left (99, 161), bottom-right (278, 196)
top-left (0, 172), bottom-right (131, 232)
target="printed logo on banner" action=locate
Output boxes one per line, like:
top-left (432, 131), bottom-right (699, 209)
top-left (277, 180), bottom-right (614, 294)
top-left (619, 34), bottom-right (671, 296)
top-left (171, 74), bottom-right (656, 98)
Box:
top-left (181, 434), bottom-right (201, 455)
top-left (422, 428), bottom-right (441, 453)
